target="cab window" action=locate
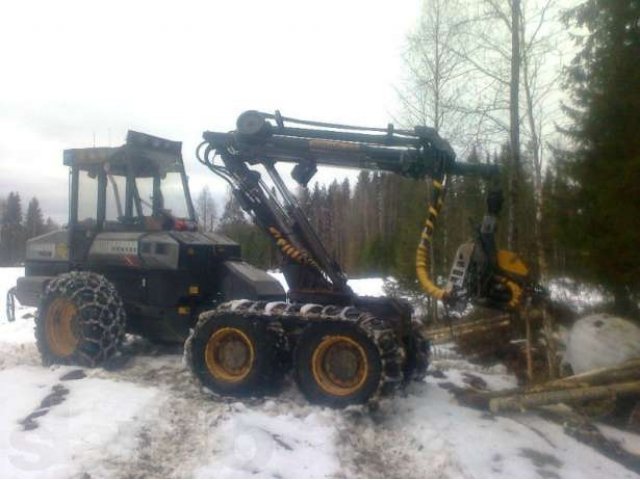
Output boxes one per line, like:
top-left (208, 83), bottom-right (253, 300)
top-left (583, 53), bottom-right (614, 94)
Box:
top-left (77, 171), bottom-right (98, 226)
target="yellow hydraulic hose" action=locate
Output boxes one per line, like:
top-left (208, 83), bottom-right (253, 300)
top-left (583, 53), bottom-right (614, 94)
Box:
top-left (268, 226), bottom-right (321, 269)
top-left (416, 178), bottom-right (448, 301)
top-left (498, 276), bottom-right (523, 309)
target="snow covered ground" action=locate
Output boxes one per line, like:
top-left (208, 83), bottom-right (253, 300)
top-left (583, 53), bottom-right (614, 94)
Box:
top-left (1, 267), bottom-right (639, 478)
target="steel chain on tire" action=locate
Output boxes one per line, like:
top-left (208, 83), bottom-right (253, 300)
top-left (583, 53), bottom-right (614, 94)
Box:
top-left (409, 325), bottom-right (431, 381)
top-left (186, 299), bottom-right (406, 404)
top-left (184, 300), bottom-right (289, 380)
top-left (6, 287), bottom-right (17, 323)
top-left (36, 271), bottom-right (127, 367)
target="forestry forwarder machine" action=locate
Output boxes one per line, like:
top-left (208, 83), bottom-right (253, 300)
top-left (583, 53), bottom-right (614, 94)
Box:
top-left (7, 110), bottom-right (534, 408)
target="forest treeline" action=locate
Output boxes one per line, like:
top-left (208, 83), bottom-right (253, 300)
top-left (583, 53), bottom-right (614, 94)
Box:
top-left (217, 145), bottom-right (573, 288)
top-left (220, 0), bottom-right (640, 315)
top-left (0, 193), bottom-right (58, 266)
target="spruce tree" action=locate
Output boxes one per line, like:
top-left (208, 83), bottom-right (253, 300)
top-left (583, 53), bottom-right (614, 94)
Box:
top-left (561, 0), bottom-right (640, 313)
top-left (218, 192), bottom-right (247, 227)
top-left (217, 191), bottom-right (275, 269)
top-left (25, 197), bottom-right (46, 239)
top-left (0, 192), bottom-right (26, 265)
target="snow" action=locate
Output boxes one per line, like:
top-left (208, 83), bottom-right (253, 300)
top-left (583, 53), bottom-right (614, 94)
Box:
top-left (597, 423), bottom-right (640, 457)
top-left (193, 406), bottom-right (340, 478)
top-left (564, 314), bottom-right (640, 373)
top-left (1, 267), bottom-right (639, 478)
top-left (267, 270), bottom-right (386, 297)
top-left (0, 366), bottom-right (158, 478)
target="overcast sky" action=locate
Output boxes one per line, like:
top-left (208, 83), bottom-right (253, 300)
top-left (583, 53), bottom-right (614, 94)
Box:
top-left (0, 0), bottom-right (422, 223)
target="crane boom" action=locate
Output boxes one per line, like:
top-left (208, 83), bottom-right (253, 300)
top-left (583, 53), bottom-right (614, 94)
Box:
top-left (198, 110), bottom-right (529, 311)
top-left (202, 110), bottom-right (498, 182)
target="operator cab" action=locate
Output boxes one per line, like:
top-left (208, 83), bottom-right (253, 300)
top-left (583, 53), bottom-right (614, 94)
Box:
top-left (64, 130), bottom-right (197, 234)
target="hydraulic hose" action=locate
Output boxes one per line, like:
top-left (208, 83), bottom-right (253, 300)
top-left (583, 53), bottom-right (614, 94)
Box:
top-left (268, 226), bottom-right (321, 270)
top-left (416, 177), bottom-right (448, 301)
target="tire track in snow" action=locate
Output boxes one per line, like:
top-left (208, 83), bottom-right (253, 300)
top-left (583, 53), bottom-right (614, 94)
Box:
top-left (334, 393), bottom-right (464, 478)
top-left (85, 352), bottom-right (229, 478)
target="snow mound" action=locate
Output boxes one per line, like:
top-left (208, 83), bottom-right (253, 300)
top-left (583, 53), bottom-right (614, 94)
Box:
top-left (564, 314), bottom-right (640, 374)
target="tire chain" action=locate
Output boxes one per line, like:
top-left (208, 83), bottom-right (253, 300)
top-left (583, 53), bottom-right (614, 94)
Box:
top-left (37, 271), bottom-right (127, 367)
top-left (187, 299), bottom-right (407, 402)
top-left (410, 326), bottom-right (431, 381)
top-left (6, 287), bottom-right (17, 323)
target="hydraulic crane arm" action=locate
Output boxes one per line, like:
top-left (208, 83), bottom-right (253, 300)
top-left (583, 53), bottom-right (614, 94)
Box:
top-left (197, 110), bottom-right (501, 306)
top-left (202, 110), bottom-right (497, 182)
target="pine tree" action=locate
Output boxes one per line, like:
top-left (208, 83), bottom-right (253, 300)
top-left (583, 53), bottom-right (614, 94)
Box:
top-left (560, 0), bottom-right (640, 314)
top-left (25, 197), bottom-right (46, 239)
top-left (217, 190), bottom-right (276, 269)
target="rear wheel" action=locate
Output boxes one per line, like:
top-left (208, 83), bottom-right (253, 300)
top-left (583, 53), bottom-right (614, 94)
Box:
top-left (186, 309), bottom-right (285, 397)
top-left (294, 321), bottom-right (387, 407)
top-left (35, 271), bottom-right (126, 367)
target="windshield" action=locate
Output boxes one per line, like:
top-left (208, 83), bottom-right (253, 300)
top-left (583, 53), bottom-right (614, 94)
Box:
top-left (133, 169), bottom-right (192, 219)
top-left (100, 159), bottom-right (195, 231)
top-left (159, 171), bottom-right (191, 219)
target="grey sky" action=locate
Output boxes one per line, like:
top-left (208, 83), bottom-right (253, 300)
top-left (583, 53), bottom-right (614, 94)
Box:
top-left (0, 0), bottom-right (421, 223)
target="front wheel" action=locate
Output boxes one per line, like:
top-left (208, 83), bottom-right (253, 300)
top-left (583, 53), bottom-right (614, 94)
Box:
top-left (35, 271), bottom-right (126, 367)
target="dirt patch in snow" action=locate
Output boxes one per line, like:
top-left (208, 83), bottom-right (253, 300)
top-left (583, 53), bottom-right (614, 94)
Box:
top-left (59, 369), bottom-right (86, 381)
top-left (19, 384), bottom-right (70, 431)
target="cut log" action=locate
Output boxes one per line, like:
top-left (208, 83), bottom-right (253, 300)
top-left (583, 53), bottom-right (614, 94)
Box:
top-left (425, 315), bottom-right (510, 344)
top-left (531, 359), bottom-right (640, 391)
top-left (489, 381), bottom-right (640, 413)
top-left (476, 358), bottom-right (640, 401)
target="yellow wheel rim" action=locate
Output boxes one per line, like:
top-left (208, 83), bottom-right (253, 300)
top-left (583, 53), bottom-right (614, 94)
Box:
top-left (205, 327), bottom-right (255, 383)
top-left (311, 335), bottom-right (369, 396)
top-left (45, 297), bottom-right (79, 357)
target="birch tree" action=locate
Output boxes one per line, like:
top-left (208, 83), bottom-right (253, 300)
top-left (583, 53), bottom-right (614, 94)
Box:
top-left (195, 186), bottom-right (217, 232)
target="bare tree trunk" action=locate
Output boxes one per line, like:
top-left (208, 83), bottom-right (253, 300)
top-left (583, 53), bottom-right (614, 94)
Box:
top-left (521, 10), bottom-right (548, 280)
top-left (524, 310), bottom-right (534, 382)
top-left (508, 0), bottom-right (521, 252)
top-left (542, 307), bottom-right (558, 380)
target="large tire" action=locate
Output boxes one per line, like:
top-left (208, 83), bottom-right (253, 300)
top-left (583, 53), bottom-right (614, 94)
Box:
top-left (35, 271), bottom-right (126, 367)
top-left (185, 306), bottom-right (286, 397)
top-left (294, 320), bottom-right (393, 408)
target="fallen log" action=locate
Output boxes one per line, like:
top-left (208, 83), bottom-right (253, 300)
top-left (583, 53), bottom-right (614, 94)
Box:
top-left (544, 359), bottom-right (640, 388)
top-left (489, 381), bottom-right (640, 413)
top-left (474, 358), bottom-right (640, 401)
top-left (425, 315), bottom-right (510, 344)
